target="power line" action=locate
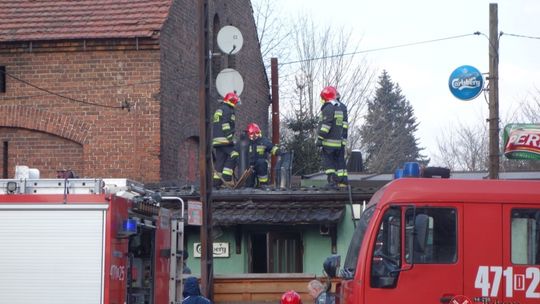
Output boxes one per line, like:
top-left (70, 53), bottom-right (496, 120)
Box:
top-left (0, 67), bottom-right (227, 104)
top-left (501, 32), bottom-right (540, 40)
top-left (2, 79), bottom-right (160, 100)
top-left (0, 69), bottom-right (128, 110)
top-left (280, 33), bottom-right (480, 66)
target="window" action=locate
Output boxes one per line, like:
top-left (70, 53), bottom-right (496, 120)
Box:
top-left (405, 207), bottom-right (457, 264)
top-left (0, 66), bottom-right (6, 93)
top-left (370, 207), bottom-right (401, 288)
top-left (249, 231), bottom-right (303, 273)
top-left (343, 205), bottom-right (375, 278)
top-left (511, 209), bottom-right (540, 265)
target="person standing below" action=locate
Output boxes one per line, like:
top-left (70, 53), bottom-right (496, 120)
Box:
top-left (182, 250), bottom-right (191, 274)
top-left (336, 91), bottom-right (349, 187)
top-left (212, 92), bottom-right (240, 189)
top-left (280, 290), bottom-right (302, 304)
top-left (317, 86), bottom-right (345, 189)
top-left (307, 280), bottom-right (335, 304)
top-left (182, 277), bottom-right (211, 304)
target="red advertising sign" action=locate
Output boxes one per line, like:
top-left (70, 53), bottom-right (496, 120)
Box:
top-left (503, 124), bottom-right (540, 160)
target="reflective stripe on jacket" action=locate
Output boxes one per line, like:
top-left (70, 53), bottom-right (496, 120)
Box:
top-left (212, 103), bottom-right (235, 146)
top-left (318, 101), bottom-right (344, 149)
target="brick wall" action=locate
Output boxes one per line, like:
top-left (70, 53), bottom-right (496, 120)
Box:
top-left (0, 0), bottom-right (269, 184)
top-left (159, 0), bottom-right (271, 184)
top-left (212, 0), bottom-right (271, 134)
top-left (0, 42), bottom-right (162, 181)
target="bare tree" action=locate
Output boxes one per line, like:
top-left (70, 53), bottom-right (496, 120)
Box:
top-left (435, 89), bottom-right (540, 172)
top-left (252, 0), bottom-right (292, 70)
top-left (252, 4), bottom-right (374, 173)
top-left (284, 14), bottom-right (374, 151)
top-left (500, 89), bottom-right (540, 170)
top-left (435, 121), bottom-right (488, 171)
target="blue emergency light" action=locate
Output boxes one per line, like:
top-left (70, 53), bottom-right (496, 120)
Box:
top-left (117, 219), bottom-right (137, 238)
top-left (403, 162), bottom-right (420, 177)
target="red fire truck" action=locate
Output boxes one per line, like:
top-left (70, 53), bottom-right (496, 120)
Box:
top-left (0, 177), bottom-right (185, 304)
top-left (324, 178), bottom-right (540, 304)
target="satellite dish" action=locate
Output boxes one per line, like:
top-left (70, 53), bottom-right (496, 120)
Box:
top-left (216, 68), bottom-right (244, 97)
top-left (217, 25), bottom-right (243, 55)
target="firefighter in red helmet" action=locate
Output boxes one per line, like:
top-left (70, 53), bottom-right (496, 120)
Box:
top-left (281, 290), bottom-right (302, 304)
top-left (212, 92), bottom-right (240, 188)
top-left (222, 122), bottom-right (279, 189)
top-left (317, 86), bottom-right (346, 189)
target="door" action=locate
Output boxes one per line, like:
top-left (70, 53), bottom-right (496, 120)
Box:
top-left (249, 231), bottom-right (303, 273)
top-left (463, 203), bottom-right (503, 302)
top-left (268, 232), bottom-right (303, 273)
top-left (501, 206), bottom-right (540, 303)
top-left (364, 205), bottom-right (463, 304)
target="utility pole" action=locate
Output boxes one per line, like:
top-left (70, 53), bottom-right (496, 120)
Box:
top-left (488, 3), bottom-right (499, 179)
top-left (270, 57), bottom-right (279, 184)
top-left (198, 0), bottom-right (213, 299)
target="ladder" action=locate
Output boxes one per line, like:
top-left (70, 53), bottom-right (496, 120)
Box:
top-left (0, 178), bottom-right (105, 194)
top-left (163, 196), bottom-right (185, 304)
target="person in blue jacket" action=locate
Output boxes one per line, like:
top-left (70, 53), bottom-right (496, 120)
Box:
top-left (182, 277), bottom-right (211, 304)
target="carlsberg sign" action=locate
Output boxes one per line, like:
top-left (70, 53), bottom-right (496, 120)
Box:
top-left (448, 65), bottom-right (484, 101)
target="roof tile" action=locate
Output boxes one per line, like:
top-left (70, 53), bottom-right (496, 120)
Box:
top-left (212, 201), bottom-right (345, 225)
top-left (0, 0), bottom-right (172, 42)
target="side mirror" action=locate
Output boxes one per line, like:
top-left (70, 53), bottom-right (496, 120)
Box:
top-left (414, 214), bottom-right (429, 253)
top-left (323, 255), bottom-right (341, 278)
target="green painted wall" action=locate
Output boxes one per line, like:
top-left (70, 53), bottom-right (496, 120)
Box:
top-left (184, 227), bottom-right (246, 275)
top-left (184, 206), bottom-right (359, 275)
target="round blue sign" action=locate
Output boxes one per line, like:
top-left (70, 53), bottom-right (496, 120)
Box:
top-left (448, 65), bottom-right (484, 101)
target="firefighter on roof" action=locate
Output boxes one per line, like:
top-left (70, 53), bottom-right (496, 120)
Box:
top-left (222, 123), bottom-right (280, 189)
top-left (212, 92), bottom-right (239, 189)
top-left (245, 123), bottom-right (280, 188)
top-left (317, 86), bottom-right (346, 189)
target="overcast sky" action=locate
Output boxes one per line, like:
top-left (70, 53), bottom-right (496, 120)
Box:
top-left (280, 0), bottom-right (540, 164)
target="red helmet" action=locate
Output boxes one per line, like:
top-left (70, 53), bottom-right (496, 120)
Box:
top-left (281, 290), bottom-right (302, 304)
top-left (223, 92), bottom-right (240, 106)
top-left (320, 86), bottom-right (337, 102)
top-left (247, 123), bottom-right (261, 138)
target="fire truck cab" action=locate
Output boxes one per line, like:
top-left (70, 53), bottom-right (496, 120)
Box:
top-left (325, 178), bottom-right (540, 304)
top-left (0, 177), bottom-right (185, 304)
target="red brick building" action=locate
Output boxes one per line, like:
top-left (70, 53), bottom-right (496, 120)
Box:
top-left (0, 0), bottom-right (270, 184)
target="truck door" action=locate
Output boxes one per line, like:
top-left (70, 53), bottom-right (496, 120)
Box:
top-left (364, 205), bottom-right (462, 304)
top-left (501, 205), bottom-right (540, 303)
top-left (463, 203), bottom-right (503, 302)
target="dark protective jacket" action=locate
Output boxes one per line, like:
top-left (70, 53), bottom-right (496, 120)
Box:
top-left (182, 277), bottom-right (211, 304)
top-left (247, 136), bottom-right (279, 164)
top-left (317, 100), bottom-right (345, 149)
top-left (337, 99), bottom-right (348, 147)
top-left (212, 102), bottom-right (236, 147)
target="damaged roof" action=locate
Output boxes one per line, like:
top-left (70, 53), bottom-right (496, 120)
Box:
top-left (158, 186), bottom-right (378, 226)
top-left (212, 200), bottom-right (345, 226)
top-left (0, 0), bottom-right (172, 42)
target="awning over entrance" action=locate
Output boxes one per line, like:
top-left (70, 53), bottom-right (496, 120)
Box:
top-left (212, 200), bottom-right (345, 225)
